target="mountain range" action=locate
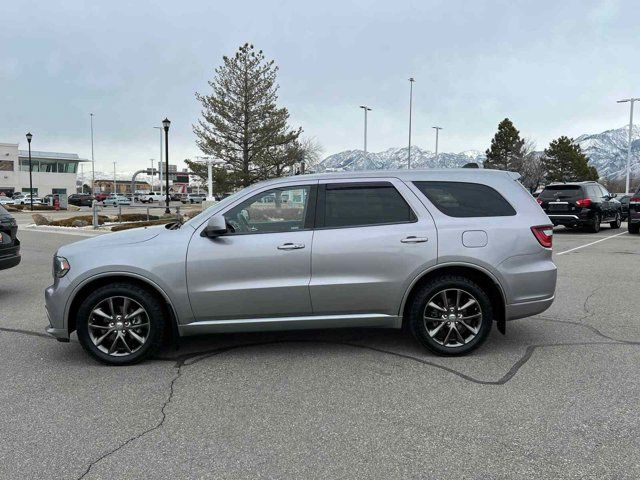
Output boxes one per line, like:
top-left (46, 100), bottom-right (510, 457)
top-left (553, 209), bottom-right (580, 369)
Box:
top-left (316, 125), bottom-right (640, 180)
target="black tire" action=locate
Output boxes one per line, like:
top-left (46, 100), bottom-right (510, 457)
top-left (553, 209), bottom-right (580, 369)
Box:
top-left (629, 222), bottom-right (640, 234)
top-left (610, 211), bottom-right (622, 229)
top-left (585, 213), bottom-right (601, 233)
top-left (76, 282), bottom-right (167, 365)
top-left (408, 275), bottom-right (493, 356)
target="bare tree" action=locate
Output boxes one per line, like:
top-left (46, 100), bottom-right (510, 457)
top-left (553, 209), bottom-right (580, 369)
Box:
top-left (517, 139), bottom-right (545, 192)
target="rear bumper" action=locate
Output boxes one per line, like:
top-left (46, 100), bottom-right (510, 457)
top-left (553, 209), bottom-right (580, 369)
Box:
top-left (506, 295), bottom-right (555, 321)
top-left (0, 253), bottom-right (20, 270)
top-left (547, 214), bottom-right (584, 226)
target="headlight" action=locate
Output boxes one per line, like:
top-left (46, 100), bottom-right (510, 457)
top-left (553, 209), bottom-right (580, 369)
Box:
top-left (53, 255), bottom-right (70, 278)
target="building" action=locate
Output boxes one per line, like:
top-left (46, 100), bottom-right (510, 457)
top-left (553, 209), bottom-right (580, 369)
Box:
top-left (0, 142), bottom-right (88, 197)
top-left (94, 179), bottom-right (151, 195)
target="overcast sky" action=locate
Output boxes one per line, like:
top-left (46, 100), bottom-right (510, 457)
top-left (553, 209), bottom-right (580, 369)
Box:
top-left (1, 0), bottom-right (638, 173)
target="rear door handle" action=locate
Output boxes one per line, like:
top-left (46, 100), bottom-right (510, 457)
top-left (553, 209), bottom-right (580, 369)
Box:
top-left (401, 236), bottom-right (429, 244)
top-left (277, 243), bottom-right (305, 250)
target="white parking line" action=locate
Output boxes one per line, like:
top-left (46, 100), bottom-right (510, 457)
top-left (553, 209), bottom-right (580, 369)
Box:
top-left (556, 231), bottom-right (628, 256)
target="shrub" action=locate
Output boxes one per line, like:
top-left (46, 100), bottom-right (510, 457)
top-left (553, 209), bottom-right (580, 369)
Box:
top-left (50, 215), bottom-right (109, 227)
top-left (111, 219), bottom-right (177, 232)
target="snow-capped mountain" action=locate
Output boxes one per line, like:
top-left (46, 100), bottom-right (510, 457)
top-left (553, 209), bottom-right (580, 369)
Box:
top-left (316, 125), bottom-right (640, 180)
top-left (574, 125), bottom-right (640, 180)
top-left (318, 146), bottom-right (485, 172)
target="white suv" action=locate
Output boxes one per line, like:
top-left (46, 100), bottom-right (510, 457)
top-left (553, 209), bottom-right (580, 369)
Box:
top-left (139, 192), bottom-right (164, 203)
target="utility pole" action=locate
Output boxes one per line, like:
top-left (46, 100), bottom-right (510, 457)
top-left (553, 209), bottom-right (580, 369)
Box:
top-left (359, 105), bottom-right (372, 155)
top-left (432, 126), bottom-right (443, 162)
top-left (113, 162), bottom-right (117, 194)
top-left (408, 77), bottom-right (415, 169)
top-left (617, 97), bottom-right (639, 194)
top-left (90, 113), bottom-right (95, 193)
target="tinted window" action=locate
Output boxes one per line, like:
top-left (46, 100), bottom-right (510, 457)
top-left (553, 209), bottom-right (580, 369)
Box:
top-left (414, 181), bottom-right (515, 217)
top-left (225, 185), bottom-right (312, 234)
top-left (540, 185), bottom-right (583, 199)
top-left (322, 183), bottom-right (415, 228)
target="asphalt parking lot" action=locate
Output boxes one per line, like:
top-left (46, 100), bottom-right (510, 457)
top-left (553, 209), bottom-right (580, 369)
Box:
top-left (1, 225), bottom-right (639, 479)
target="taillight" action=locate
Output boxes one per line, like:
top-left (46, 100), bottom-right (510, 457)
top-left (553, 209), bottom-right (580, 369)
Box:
top-left (576, 198), bottom-right (591, 207)
top-left (536, 198), bottom-right (543, 206)
top-left (630, 197), bottom-right (640, 205)
top-left (531, 225), bottom-right (553, 249)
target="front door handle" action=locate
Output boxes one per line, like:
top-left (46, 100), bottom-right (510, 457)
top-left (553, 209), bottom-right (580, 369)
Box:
top-left (401, 236), bottom-right (429, 244)
top-left (277, 243), bottom-right (305, 250)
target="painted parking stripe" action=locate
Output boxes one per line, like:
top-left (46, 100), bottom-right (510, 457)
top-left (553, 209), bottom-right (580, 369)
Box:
top-left (556, 231), bottom-right (628, 256)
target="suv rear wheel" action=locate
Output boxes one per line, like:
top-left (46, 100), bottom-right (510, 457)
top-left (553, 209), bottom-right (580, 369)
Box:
top-left (76, 282), bottom-right (166, 365)
top-left (586, 213), bottom-right (601, 233)
top-left (408, 275), bottom-right (493, 356)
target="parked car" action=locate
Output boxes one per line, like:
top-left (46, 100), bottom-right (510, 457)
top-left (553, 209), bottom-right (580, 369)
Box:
top-left (182, 193), bottom-right (207, 204)
top-left (45, 169), bottom-right (557, 365)
top-left (0, 205), bottom-right (20, 271)
top-left (537, 181), bottom-right (622, 232)
top-left (13, 194), bottom-right (43, 205)
top-left (627, 189), bottom-right (640, 234)
top-left (170, 193), bottom-right (183, 201)
top-left (12, 192), bottom-right (24, 200)
top-left (617, 195), bottom-right (631, 221)
top-left (0, 196), bottom-right (14, 205)
top-left (102, 194), bottom-right (131, 206)
top-left (68, 194), bottom-right (95, 207)
top-left (94, 193), bottom-right (109, 202)
top-left (139, 191), bottom-right (164, 203)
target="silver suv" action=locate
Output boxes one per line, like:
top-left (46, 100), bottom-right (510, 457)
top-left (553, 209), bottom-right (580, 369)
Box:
top-left (45, 170), bottom-right (557, 365)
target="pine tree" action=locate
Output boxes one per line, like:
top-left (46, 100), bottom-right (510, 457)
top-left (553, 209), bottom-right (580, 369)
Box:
top-left (484, 118), bottom-right (525, 171)
top-left (194, 43), bottom-right (302, 188)
top-left (542, 136), bottom-right (598, 182)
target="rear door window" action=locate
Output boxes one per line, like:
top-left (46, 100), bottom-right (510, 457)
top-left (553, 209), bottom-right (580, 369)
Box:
top-left (319, 182), bottom-right (416, 228)
top-left (413, 181), bottom-right (515, 217)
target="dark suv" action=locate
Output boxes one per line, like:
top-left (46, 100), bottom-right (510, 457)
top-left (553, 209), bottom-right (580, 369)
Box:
top-left (628, 188), bottom-right (640, 234)
top-left (537, 182), bottom-right (622, 233)
top-left (68, 194), bottom-right (95, 207)
top-left (0, 205), bottom-right (20, 270)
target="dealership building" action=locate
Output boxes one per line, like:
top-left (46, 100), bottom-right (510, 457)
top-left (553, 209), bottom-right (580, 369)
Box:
top-left (0, 142), bottom-right (87, 197)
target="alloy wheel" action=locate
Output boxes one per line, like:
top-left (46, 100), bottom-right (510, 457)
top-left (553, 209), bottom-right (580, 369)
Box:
top-left (423, 288), bottom-right (483, 347)
top-left (87, 296), bottom-right (150, 357)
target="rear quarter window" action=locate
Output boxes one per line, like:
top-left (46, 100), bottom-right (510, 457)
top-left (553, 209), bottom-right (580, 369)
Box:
top-left (413, 181), bottom-right (516, 217)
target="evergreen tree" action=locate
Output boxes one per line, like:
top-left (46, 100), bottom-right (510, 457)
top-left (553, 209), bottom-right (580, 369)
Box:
top-left (194, 43), bottom-right (302, 188)
top-left (542, 136), bottom-right (598, 182)
top-left (484, 118), bottom-right (525, 171)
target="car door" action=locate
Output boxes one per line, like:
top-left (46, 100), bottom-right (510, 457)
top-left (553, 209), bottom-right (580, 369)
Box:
top-left (186, 183), bottom-right (317, 321)
top-left (309, 178), bottom-right (438, 318)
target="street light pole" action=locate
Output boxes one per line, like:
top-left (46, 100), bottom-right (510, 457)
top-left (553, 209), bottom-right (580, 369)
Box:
top-left (162, 118), bottom-right (171, 214)
top-left (432, 126), bottom-right (443, 162)
top-left (90, 113), bottom-right (95, 194)
top-left (113, 162), bottom-right (117, 194)
top-left (154, 126), bottom-right (163, 195)
top-left (617, 97), bottom-right (639, 194)
top-left (408, 77), bottom-right (415, 169)
top-left (359, 105), bottom-right (372, 155)
top-left (26, 133), bottom-right (33, 211)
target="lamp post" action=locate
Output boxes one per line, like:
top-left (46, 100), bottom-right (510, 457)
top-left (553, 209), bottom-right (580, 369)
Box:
top-left (153, 126), bottom-right (163, 196)
top-left (432, 126), bottom-right (442, 162)
top-left (90, 113), bottom-right (95, 194)
top-left (617, 98), bottom-right (639, 195)
top-left (407, 77), bottom-right (415, 169)
top-left (162, 118), bottom-right (171, 213)
top-left (359, 105), bottom-right (372, 155)
top-left (26, 132), bottom-right (33, 211)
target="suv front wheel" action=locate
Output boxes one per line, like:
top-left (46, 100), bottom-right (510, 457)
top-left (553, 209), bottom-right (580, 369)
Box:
top-left (76, 282), bottom-right (167, 365)
top-left (408, 275), bottom-right (493, 356)
top-left (610, 211), bottom-right (621, 229)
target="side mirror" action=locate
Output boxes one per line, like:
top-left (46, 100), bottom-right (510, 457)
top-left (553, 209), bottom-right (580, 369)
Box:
top-left (611, 193), bottom-right (618, 198)
top-left (201, 214), bottom-right (228, 238)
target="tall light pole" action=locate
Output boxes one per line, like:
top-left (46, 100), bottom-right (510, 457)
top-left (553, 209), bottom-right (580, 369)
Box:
top-left (407, 77), bottom-right (415, 169)
top-left (26, 133), bottom-right (33, 211)
top-left (162, 118), bottom-right (171, 214)
top-left (617, 97), bottom-right (639, 194)
top-left (90, 113), bottom-right (95, 193)
top-left (113, 162), bottom-right (117, 194)
top-left (359, 105), bottom-right (372, 155)
top-left (154, 126), bottom-right (163, 195)
top-left (432, 126), bottom-right (443, 162)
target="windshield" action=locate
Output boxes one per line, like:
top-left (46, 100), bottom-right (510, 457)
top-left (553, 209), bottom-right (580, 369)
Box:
top-left (183, 188), bottom-right (248, 228)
